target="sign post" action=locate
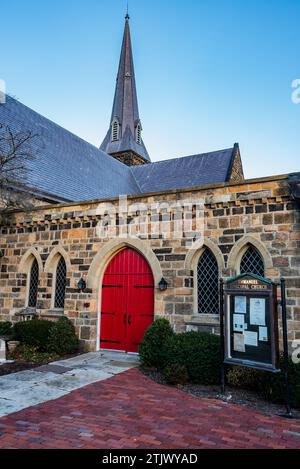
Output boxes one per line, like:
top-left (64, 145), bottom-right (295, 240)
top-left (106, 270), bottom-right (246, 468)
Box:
top-left (219, 279), bottom-right (225, 394)
top-left (279, 278), bottom-right (293, 418)
top-left (220, 273), bottom-right (298, 418)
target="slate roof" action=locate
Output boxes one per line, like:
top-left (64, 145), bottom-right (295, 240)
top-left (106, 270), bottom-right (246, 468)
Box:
top-left (0, 96), bottom-right (140, 202)
top-left (100, 15), bottom-right (150, 162)
top-left (0, 95), bottom-right (238, 202)
top-left (131, 149), bottom-right (236, 193)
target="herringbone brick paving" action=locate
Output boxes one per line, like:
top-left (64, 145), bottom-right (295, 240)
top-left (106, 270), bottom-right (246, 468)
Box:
top-left (0, 368), bottom-right (300, 449)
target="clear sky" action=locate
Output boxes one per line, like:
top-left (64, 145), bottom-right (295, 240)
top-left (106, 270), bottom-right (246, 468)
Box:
top-left (1, 0), bottom-right (299, 178)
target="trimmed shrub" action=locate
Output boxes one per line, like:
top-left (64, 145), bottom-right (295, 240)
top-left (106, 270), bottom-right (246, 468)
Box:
top-left (227, 366), bottom-right (266, 392)
top-left (162, 331), bottom-right (221, 385)
top-left (260, 357), bottom-right (300, 408)
top-left (139, 318), bottom-right (174, 367)
top-left (164, 363), bottom-right (188, 385)
top-left (10, 344), bottom-right (57, 363)
top-left (0, 321), bottom-right (13, 337)
top-left (227, 356), bottom-right (300, 409)
top-left (13, 319), bottom-right (54, 352)
top-left (47, 317), bottom-right (79, 355)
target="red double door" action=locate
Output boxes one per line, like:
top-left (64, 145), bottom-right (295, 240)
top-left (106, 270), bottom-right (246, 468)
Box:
top-left (100, 248), bottom-right (154, 353)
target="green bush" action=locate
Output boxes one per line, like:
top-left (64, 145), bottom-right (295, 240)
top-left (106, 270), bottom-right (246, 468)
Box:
top-left (162, 331), bottom-right (221, 385)
top-left (0, 321), bottom-right (13, 337)
top-left (227, 365), bottom-right (264, 391)
top-left (13, 319), bottom-right (54, 352)
top-left (47, 317), bottom-right (79, 355)
top-left (261, 357), bottom-right (300, 408)
top-left (139, 318), bottom-right (174, 367)
top-left (10, 343), bottom-right (57, 363)
top-left (227, 356), bottom-right (300, 409)
top-left (163, 363), bottom-right (189, 385)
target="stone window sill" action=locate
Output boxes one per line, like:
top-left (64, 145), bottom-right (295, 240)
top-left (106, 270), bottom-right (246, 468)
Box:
top-left (186, 314), bottom-right (219, 326)
top-left (41, 309), bottom-right (65, 318)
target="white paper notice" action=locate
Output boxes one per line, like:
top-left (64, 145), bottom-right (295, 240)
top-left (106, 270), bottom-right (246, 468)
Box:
top-left (234, 333), bottom-right (245, 352)
top-left (234, 296), bottom-right (247, 314)
top-left (233, 314), bottom-right (245, 332)
top-left (244, 331), bottom-right (258, 347)
top-left (250, 298), bottom-right (266, 326)
top-left (259, 326), bottom-right (268, 342)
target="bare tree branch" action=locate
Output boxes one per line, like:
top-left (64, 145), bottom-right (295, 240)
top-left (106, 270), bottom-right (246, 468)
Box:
top-left (0, 123), bottom-right (38, 214)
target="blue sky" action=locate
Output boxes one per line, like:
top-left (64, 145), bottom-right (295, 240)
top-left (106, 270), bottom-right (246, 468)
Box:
top-left (1, 0), bottom-right (299, 178)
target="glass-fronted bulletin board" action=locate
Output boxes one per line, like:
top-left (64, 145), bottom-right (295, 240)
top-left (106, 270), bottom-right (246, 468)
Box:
top-left (223, 273), bottom-right (279, 372)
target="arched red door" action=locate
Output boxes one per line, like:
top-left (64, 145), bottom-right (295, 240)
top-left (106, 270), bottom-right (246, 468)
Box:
top-left (100, 248), bottom-right (154, 353)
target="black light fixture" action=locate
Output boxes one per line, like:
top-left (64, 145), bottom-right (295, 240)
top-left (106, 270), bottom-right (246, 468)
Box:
top-left (158, 277), bottom-right (168, 292)
top-left (77, 277), bottom-right (87, 292)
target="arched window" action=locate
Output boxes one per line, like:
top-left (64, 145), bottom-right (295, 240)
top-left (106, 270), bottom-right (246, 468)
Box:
top-left (135, 122), bottom-right (142, 144)
top-left (197, 248), bottom-right (219, 314)
top-left (240, 245), bottom-right (264, 277)
top-left (111, 118), bottom-right (120, 142)
top-left (28, 258), bottom-right (39, 307)
top-left (54, 256), bottom-right (67, 309)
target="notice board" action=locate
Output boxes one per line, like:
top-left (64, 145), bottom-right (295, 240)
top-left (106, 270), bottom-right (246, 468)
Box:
top-left (223, 273), bottom-right (279, 372)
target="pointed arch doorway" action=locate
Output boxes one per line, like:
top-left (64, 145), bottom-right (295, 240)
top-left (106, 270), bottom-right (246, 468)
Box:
top-left (100, 248), bottom-right (154, 353)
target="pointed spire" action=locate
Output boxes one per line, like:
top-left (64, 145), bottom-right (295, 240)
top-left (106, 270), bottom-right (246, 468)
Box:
top-left (100, 15), bottom-right (150, 165)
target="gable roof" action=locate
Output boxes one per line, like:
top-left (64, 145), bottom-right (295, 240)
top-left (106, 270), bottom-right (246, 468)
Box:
top-left (0, 95), bottom-right (240, 202)
top-left (0, 96), bottom-right (140, 202)
top-left (131, 148), bottom-right (236, 193)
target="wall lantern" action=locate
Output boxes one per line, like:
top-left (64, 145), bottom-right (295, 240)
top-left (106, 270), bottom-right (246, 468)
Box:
top-left (158, 277), bottom-right (168, 292)
top-left (77, 277), bottom-right (87, 292)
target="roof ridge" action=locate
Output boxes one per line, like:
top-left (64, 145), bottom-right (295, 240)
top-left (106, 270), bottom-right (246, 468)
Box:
top-left (132, 147), bottom-right (234, 169)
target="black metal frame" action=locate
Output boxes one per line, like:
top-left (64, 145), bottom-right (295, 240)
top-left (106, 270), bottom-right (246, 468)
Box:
top-left (28, 258), bottom-right (39, 308)
top-left (54, 257), bottom-right (67, 309)
top-left (240, 245), bottom-right (265, 277)
top-left (223, 275), bottom-right (279, 372)
top-left (197, 248), bottom-right (219, 315)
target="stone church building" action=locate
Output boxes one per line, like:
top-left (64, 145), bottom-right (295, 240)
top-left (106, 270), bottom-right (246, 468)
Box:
top-left (0, 15), bottom-right (299, 351)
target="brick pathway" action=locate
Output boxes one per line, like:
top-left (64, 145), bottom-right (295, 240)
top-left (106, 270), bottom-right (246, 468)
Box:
top-left (0, 368), bottom-right (299, 449)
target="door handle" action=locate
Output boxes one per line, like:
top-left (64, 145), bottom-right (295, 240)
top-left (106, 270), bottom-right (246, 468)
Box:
top-left (128, 314), bottom-right (132, 326)
top-left (123, 313), bottom-right (127, 325)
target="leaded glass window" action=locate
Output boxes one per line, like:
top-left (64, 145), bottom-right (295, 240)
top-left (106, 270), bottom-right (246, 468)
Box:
top-left (28, 258), bottom-right (39, 307)
top-left (54, 257), bottom-right (67, 309)
top-left (197, 248), bottom-right (219, 315)
top-left (240, 245), bottom-right (264, 277)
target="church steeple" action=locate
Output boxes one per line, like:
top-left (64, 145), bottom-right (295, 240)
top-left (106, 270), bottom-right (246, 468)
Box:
top-left (100, 15), bottom-right (150, 166)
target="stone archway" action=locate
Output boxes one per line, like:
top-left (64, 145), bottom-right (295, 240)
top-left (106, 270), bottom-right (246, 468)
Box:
top-left (227, 235), bottom-right (273, 276)
top-left (185, 239), bottom-right (225, 316)
top-left (86, 237), bottom-right (163, 350)
top-left (100, 247), bottom-right (154, 352)
top-left (19, 247), bottom-right (43, 274)
top-left (44, 245), bottom-right (72, 275)
top-left (18, 248), bottom-right (43, 309)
